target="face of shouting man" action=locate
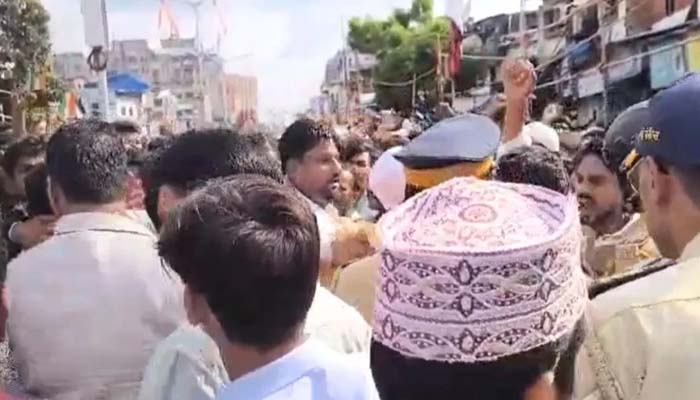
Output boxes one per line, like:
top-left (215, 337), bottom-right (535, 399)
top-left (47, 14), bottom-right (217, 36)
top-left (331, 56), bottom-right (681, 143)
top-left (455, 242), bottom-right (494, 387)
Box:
top-left (280, 119), bottom-right (343, 208)
top-left (573, 153), bottom-right (625, 235)
top-left (288, 139), bottom-right (342, 207)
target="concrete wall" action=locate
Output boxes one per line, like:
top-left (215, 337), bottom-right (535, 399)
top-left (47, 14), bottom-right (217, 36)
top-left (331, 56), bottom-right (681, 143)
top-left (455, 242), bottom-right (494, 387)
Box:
top-left (626, 0), bottom-right (695, 34)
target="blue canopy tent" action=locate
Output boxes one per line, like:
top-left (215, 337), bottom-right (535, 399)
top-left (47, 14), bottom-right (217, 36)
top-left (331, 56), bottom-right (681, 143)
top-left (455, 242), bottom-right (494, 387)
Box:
top-left (107, 73), bottom-right (150, 96)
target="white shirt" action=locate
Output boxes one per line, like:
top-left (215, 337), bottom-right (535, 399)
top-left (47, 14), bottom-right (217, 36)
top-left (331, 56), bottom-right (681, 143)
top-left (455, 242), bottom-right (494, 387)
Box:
top-left (216, 339), bottom-right (379, 400)
top-left (7, 212), bottom-right (186, 400)
top-left (138, 286), bottom-right (371, 400)
top-left (306, 198), bottom-right (336, 267)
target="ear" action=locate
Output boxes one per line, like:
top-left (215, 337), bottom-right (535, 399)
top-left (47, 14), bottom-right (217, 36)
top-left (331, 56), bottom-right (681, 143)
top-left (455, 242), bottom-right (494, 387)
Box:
top-left (647, 159), bottom-right (672, 207)
top-left (286, 158), bottom-right (301, 177)
top-left (157, 185), bottom-right (182, 224)
top-left (47, 177), bottom-right (64, 216)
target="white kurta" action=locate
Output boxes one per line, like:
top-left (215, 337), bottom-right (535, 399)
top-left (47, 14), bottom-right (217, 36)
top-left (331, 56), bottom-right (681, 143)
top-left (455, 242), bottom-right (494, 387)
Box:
top-left (7, 212), bottom-right (186, 400)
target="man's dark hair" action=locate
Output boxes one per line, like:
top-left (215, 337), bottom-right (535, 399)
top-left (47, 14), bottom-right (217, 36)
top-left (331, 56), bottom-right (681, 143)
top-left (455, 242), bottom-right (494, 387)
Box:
top-left (24, 163), bottom-right (52, 216)
top-left (341, 135), bottom-right (378, 164)
top-left (46, 120), bottom-right (128, 204)
top-left (1, 136), bottom-right (46, 176)
top-left (158, 175), bottom-right (319, 349)
top-left (371, 318), bottom-right (585, 400)
top-left (144, 129), bottom-right (282, 229)
top-left (278, 119), bottom-right (337, 174)
top-left (496, 145), bottom-right (572, 195)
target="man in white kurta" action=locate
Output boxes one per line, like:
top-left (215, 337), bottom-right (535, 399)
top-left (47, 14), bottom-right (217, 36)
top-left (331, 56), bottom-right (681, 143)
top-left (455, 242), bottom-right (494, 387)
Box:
top-left (6, 120), bottom-right (185, 399)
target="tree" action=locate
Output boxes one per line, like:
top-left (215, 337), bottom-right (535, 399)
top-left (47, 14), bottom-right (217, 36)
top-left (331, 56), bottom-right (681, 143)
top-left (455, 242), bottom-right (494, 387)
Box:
top-left (0, 0), bottom-right (51, 136)
top-left (347, 0), bottom-right (449, 111)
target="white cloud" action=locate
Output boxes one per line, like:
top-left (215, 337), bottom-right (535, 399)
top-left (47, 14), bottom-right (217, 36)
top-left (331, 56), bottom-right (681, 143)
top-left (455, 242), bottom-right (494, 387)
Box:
top-left (41, 0), bottom-right (541, 123)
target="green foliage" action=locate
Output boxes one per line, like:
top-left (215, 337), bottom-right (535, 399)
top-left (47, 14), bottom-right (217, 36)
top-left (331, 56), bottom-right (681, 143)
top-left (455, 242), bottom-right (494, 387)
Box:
top-left (0, 0), bottom-right (51, 92)
top-left (347, 0), bottom-right (452, 110)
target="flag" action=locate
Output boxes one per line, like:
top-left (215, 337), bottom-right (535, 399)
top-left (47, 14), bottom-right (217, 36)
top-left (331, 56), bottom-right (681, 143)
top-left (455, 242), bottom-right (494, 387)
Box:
top-left (445, 0), bottom-right (467, 77)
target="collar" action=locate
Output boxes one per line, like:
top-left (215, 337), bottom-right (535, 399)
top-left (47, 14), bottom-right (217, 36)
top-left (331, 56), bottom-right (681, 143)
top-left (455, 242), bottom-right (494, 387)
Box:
top-left (218, 340), bottom-right (324, 399)
top-left (596, 213), bottom-right (646, 245)
top-left (55, 212), bottom-right (156, 239)
top-left (679, 233), bottom-right (700, 263)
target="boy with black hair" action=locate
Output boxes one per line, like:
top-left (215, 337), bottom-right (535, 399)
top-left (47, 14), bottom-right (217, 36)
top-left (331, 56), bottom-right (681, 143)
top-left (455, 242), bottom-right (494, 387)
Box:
top-left (158, 175), bottom-right (378, 400)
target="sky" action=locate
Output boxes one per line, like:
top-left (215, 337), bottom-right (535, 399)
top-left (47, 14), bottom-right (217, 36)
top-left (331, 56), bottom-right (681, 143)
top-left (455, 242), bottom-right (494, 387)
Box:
top-left (42, 0), bottom-right (541, 123)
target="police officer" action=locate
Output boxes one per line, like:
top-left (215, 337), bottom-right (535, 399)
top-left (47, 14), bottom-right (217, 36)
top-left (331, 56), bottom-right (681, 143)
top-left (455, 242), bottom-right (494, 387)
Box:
top-left (575, 73), bottom-right (700, 400)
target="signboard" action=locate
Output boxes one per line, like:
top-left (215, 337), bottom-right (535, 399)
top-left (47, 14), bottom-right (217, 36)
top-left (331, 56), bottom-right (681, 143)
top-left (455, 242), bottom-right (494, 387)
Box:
top-left (687, 39), bottom-right (700, 73)
top-left (577, 69), bottom-right (604, 98)
top-left (607, 57), bottom-right (641, 83)
top-left (650, 43), bottom-right (686, 89)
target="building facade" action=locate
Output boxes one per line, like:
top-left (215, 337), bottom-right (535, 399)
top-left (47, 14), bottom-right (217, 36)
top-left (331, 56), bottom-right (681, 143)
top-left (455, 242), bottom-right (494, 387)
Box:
top-left (54, 37), bottom-right (228, 130)
top-left (321, 49), bottom-right (377, 122)
top-left (225, 74), bottom-right (258, 127)
top-left (53, 52), bottom-right (91, 81)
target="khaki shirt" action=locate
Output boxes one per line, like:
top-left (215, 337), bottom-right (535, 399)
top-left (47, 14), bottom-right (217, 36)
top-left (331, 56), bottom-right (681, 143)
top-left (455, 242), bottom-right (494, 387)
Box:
top-left (584, 214), bottom-right (659, 279)
top-left (335, 255), bottom-right (381, 324)
top-left (574, 234), bottom-right (700, 400)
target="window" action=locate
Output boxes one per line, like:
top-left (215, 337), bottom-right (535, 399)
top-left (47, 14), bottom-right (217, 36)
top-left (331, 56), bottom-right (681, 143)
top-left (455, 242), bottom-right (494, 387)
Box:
top-left (154, 98), bottom-right (163, 107)
top-left (129, 107), bottom-right (134, 117)
top-left (666, 0), bottom-right (675, 15)
top-left (121, 106), bottom-right (127, 116)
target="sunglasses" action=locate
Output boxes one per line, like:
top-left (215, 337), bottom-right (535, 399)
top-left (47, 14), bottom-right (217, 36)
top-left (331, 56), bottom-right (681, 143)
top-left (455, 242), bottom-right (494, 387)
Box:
top-left (621, 150), bottom-right (643, 194)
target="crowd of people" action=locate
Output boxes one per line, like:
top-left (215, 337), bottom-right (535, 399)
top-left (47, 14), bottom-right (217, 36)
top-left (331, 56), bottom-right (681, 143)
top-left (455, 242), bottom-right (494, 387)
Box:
top-left (0, 59), bottom-right (698, 400)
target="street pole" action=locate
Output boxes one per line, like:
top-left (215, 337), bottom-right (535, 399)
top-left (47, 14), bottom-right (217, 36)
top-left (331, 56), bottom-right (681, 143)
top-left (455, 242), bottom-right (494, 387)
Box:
top-left (601, 29), bottom-right (609, 126)
top-left (99, 69), bottom-right (110, 121)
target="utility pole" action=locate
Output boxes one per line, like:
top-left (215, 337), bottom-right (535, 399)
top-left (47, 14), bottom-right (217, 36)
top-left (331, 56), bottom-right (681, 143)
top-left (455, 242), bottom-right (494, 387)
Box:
top-left (81, 0), bottom-right (110, 121)
top-left (601, 29), bottom-right (609, 126)
top-left (340, 16), bottom-right (350, 124)
top-left (173, 0), bottom-right (206, 127)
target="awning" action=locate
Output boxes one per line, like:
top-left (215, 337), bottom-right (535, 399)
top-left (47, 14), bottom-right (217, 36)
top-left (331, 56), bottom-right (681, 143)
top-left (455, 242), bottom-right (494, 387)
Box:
top-left (108, 73), bottom-right (150, 95)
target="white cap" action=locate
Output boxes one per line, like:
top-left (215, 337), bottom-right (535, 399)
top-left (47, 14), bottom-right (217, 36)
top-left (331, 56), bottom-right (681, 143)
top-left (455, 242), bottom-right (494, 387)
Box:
top-left (369, 147), bottom-right (406, 211)
top-left (524, 122), bottom-right (560, 152)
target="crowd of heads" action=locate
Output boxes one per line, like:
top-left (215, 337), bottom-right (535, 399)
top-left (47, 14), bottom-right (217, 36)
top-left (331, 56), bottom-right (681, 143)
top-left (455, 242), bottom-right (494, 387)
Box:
top-left (1, 72), bottom-right (699, 400)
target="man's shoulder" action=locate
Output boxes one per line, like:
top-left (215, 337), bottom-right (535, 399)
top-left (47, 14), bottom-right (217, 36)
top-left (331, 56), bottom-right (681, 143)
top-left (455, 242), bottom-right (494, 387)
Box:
top-left (305, 286), bottom-right (371, 353)
top-left (589, 257), bottom-right (700, 325)
top-left (308, 286), bottom-right (368, 327)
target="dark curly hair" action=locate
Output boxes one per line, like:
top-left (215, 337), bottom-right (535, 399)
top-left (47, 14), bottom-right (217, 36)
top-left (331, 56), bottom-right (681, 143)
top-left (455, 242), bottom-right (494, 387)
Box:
top-left (495, 145), bottom-right (571, 195)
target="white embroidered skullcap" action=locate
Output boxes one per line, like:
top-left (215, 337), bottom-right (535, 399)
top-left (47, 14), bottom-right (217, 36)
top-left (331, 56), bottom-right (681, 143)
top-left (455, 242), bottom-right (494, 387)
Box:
top-left (374, 178), bottom-right (586, 363)
top-left (369, 147), bottom-right (406, 211)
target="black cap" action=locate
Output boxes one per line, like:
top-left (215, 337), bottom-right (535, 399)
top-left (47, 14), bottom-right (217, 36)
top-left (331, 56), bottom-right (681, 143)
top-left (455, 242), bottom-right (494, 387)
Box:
top-left (636, 73), bottom-right (700, 167)
top-left (394, 113), bottom-right (501, 169)
top-left (605, 101), bottom-right (650, 168)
